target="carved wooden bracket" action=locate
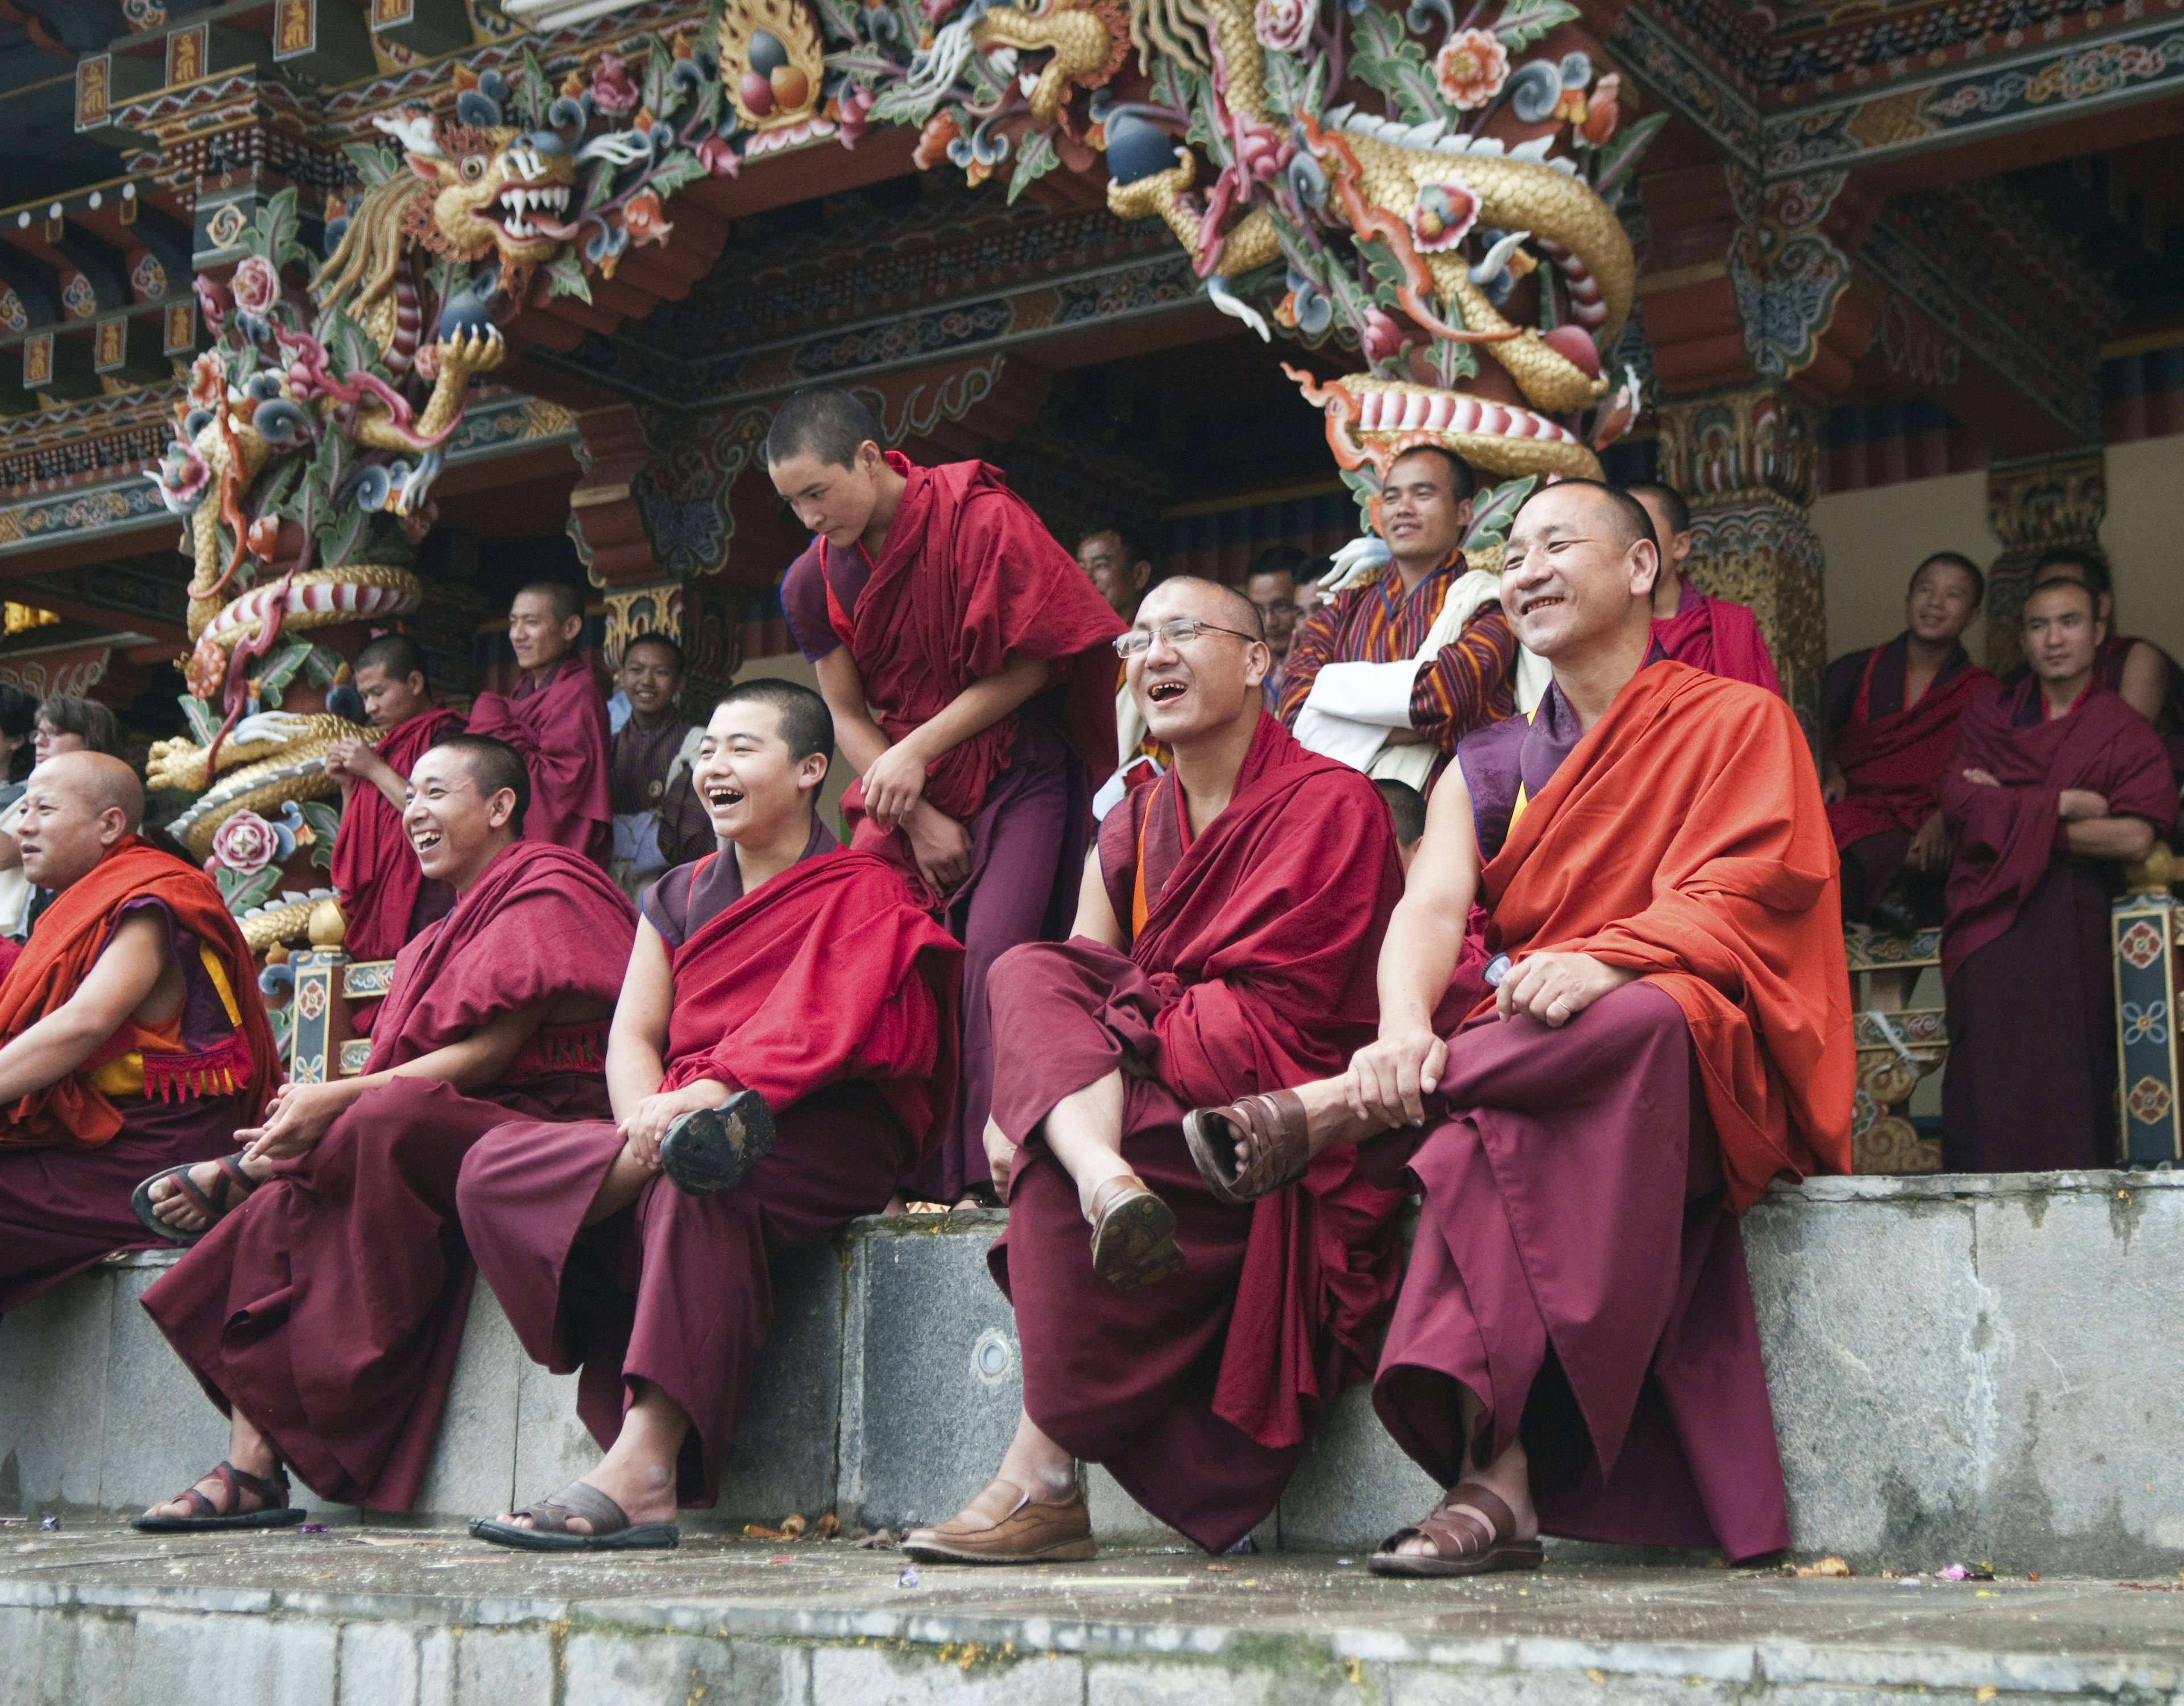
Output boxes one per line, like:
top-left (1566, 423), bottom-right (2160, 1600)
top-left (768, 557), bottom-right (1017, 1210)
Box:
top-left (564, 404), bottom-right (664, 591)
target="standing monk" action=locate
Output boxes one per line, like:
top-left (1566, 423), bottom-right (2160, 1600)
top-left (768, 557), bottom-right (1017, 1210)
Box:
top-left (768, 387), bottom-right (1122, 1207)
top-left (466, 583), bottom-right (613, 865)
top-left (608, 634), bottom-right (713, 898)
top-left (462, 681), bottom-right (960, 1550)
top-left (1189, 482), bottom-right (1851, 1573)
top-left (0, 754), bottom-right (275, 1312)
top-left (1940, 579), bottom-right (2174, 1175)
top-left (903, 579), bottom-right (1406, 1564)
top-left (1078, 524), bottom-right (1165, 807)
top-left (137, 736), bottom-right (632, 1525)
top-left (1821, 553), bottom-right (1992, 936)
top-left (321, 634), bottom-right (465, 1021)
top-left (2018, 550), bottom-right (2184, 794)
top-left (1627, 482), bottom-right (1782, 695)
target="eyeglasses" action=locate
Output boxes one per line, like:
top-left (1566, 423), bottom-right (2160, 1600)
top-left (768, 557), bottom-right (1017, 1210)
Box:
top-left (1114, 618), bottom-right (1261, 658)
top-left (1252, 600), bottom-right (1298, 617)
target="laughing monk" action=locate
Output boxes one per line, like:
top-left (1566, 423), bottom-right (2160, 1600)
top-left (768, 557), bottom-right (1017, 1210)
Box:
top-left (1187, 481), bottom-right (1851, 1576)
top-left (136, 736), bottom-right (631, 1527)
top-left (903, 577), bottom-right (1406, 1564)
top-left (462, 680), bottom-right (961, 1551)
top-left (768, 387), bottom-right (1121, 1207)
top-left (466, 583), bottom-right (613, 865)
top-left (0, 753), bottom-right (276, 1313)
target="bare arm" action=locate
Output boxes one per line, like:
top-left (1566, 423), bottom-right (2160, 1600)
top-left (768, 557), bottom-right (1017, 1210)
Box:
top-left (0, 911), bottom-right (169, 1105)
top-left (2066, 815), bottom-right (2158, 862)
top-left (1069, 847), bottom-right (1126, 951)
top-left (605, 918), bottom-right (675, 1125)
top-left (814, 647), bottom-right (890, 778)
top-left (2120, 642), bottom-right (2170, 726)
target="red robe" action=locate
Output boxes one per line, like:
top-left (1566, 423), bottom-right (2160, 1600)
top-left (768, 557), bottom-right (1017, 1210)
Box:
top-left (988, 712), bottom-right (1407, 1552)
top-left (465, 654), bottom-right (613, 865)
top-left (142, 841), bottom-right (634, 1510)
top-left (1652, 580), bottom-right (1782, 697)
top-left (459, 839), bottom-right (962, 1505)
top-left (330, 705), bottom-right (465, 994)
top-left (1826, 644), bottom-right (1994, 852)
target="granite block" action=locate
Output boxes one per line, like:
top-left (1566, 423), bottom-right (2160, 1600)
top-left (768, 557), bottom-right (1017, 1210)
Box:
top-left (0, 1259), bottom-right (114, 1512)
top-left (1278, 1383), bottom-right (1440, 1554)
top-left (94, 1263), bottom-right (237, 1519)
top-left (713, 1237), bottom-right (844, 1525)
top-left (408, 1276), bottom-right (523, 1523)
top-left (809, 1644), bottom-right (1083, 1704)
top-left (563, 1630), bottom-right (805, 1705)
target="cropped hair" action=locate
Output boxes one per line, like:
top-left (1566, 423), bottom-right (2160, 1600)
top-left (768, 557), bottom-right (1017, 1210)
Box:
top-left (622, 632), bottom-right (685, 673)
top-left (2030, 546), bottom-right (2112, 599)
top-left (1518, 478), bottom-right (1659, 556)
top-left (1083, 524), bottom-right (1153, 569)
top-left (1244, 544), bottom-right (1312, 585)
top-left (0, 684), bottom-right (35, 782)
top-left (1909, 551), bottom-right (1986, 608)
top-left (354, 633), bottom-right (428, 683)
top-left (717, 678), bottom-right (835, 769)
top-left (426, 733), bottom-right (530, 837)
top-left (515, 580), bottom-right (583, 625)
top-left (1375, 777), bottom-right (1427, 846)
top-left (766, 387), bottom-right (884, 470)
top-left (1386, 444), bottom-right (1477, 504)
top-left (1623, 480), bottom-right (1691, 538)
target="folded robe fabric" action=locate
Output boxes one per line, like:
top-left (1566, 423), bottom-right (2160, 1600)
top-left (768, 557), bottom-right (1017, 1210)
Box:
top-left (1826, 646), bottom-right (1993, 850)
top-left (329, 705), bottom-right (465, 964)
top-left (465, 654), bottom-right (613, 864)
top-left (1652, 583), bottom-right (1782, 698)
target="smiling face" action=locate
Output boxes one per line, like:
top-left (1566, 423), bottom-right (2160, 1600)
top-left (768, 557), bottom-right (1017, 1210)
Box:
top-left (692, 697), bottom-right (827, 846)
top-left (2021, 581), bottom-right (2103, 687)
top-left (402, 746), bottom-right (516, 890)
top-left (768, 443), bottom-right (886, 551)
top-left (1126, 579), bottom-right (1269, 747)
top-left (1378, 450), bottom-right (1473, 567)
top-left (1500, 484), bottom-right (1659, 661)
top-left (1906, 559), bottom-right (1982, 647)
top-left (618, 640), bottom-right (683, 722)
top-left (354, 660), bottom-right (429, 730)
top-left (507, 590), bottom-right (580, 675)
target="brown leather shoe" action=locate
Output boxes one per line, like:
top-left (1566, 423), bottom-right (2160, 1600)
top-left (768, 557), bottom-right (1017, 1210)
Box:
top-left (901, 1478), bottom-right (1097, 1564)
top-left (1087, 1174), bottom-right (1184, 1291)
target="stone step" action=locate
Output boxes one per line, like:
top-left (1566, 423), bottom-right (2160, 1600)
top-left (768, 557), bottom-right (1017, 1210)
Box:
top-left (1, 1171), bottom-right (2180, 1572)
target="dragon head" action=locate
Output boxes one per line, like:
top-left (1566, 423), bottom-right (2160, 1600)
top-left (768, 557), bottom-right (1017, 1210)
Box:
top-left (375, 111), bottom-right (577, 270)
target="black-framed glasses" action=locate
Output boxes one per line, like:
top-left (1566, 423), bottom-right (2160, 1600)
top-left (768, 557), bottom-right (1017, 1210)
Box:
top-left (1114, 617), bottom-right (1262, 658)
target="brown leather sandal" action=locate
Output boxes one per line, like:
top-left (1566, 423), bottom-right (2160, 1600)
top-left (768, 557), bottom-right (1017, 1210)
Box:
top-left (1087, 1173), bottom-right (1184, 1291)
top-left (1182, 1089), bottom-right (1312, 1206)
top-left (133, 1460), bottom-right (305, 1531)
top-left (1368, 1484), bottom-right (1545, 1578)
top-left (131, 1154), bottom-right (259, 1248)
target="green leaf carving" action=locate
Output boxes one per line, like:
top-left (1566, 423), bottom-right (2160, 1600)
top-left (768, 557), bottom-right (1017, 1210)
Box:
top-left (340, 142), bottom-right (398, 189)
top-left (1006, 129), bottom-right (1061, 205)
top-left (544, 251), bottom-right (594, 304)
top-left (299, 798), bottom-right (342, 870)
top-left (1349, 7), bottom-right (1440, 124)
top-left (1590, 111), bottom-right (1666, 200)
top-left (1492, 0), bottom-right (1579, 47)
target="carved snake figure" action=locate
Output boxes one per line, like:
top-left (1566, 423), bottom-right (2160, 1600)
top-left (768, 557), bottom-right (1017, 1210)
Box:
top-left (148, 711), bottom-right (377, 862)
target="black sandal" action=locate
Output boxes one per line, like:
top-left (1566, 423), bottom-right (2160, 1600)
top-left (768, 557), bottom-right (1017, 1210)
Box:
top-left (131, 1154), bottom-right (260, 1248)
top-left (1368, 1484), bottom-right (1545, 1578)
top-left (133, 1460), bottom-right (305, 1531)
top-left (659, 1089), bottom-right (777, 1196)
top-left (469, 1481), bottom-right (679, 1552)
top-left (1182, 1089), bottom-right (1312, 1206)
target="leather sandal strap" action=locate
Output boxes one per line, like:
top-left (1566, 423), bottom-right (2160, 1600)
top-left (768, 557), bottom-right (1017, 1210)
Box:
top-left (214, 1153), bottom-right (260, 1206)
top-left (1412, 1484), bottom-right (1516, 1559)
top-left (1087, 1174), bottom-right (1150, 1223)
top-left (1234, 1090), bottom-right (1310, 1197)
top-left (522, 1480), bottom-right (631, 1536)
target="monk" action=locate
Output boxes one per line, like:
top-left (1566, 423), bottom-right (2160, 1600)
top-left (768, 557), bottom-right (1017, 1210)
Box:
top-left (134, 737), bottom-right (631, 1526)
top-left (1244, 545), bottom-right (1308, 708)
top-left (2017, 550), bottom-right (2184, 793)
top-left (461, 680), bottom-right (960, 1550)
top-left (1941, 579), bottom-right (2174, 1175)
top-left (768, 387), bottom-right (1121, 1207)
top-left (1821, 552), bottom-right (1992, 937)
top-left (1080, 524), bottom-right (1168, 810)
top-left (1280, 448), bottom-right (1527, 792)
top-left (0, 753), bottom-right (276, 1314)
top-left (902, 577), bottom-right (1407, 1564)
top-left (1627, 482), bottom-right (1782, 696)
top-left (466, 582), bottom-right (613, 865)
top-left (1186, 481), bottom-right (1851, 1575)
top-left (608, 633), bottom-right (713, 898)
top-left (321, 634), bottom-right (465, 1013)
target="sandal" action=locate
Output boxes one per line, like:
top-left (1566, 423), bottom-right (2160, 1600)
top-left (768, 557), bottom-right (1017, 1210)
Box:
top-left (1368, 1484), bottom-right (1545, 1578)
top-left (469, 1481), bottom-right (679, 1552)
top-left (659, 1089), bottom-right (777, 1196)
top-left (130, 1154), bottom-right (260, 1248)
top-left (133, 1460), bottom-right (305, 1532)
top-left (1087, 1174), bottom-right (1184, 1291)
top-left (1182, 1089), bottom-right (1311, 1207)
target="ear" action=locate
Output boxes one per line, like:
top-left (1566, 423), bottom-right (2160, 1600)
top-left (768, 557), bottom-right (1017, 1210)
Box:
top-left (405, 150), bottom-right (444, 183)
top-left (560, 612), bottom-right (585, 644)
top-left (485, 788), bottom-right (516, 829)
top-left (855, 439), bottom-right (884, 474)
top-left (1454, 494), bottom-right (1475, 530)
top-left (798, 749), bottom-right (831, 792)
top-left (1630, 536), bottom-right (1661, 598)
top-left (405, 671), bottom-right (428, 696)
top-left (98, 806), bottom-right (129, 846)
top-left (1240, 638), bottom-right (1271, 693)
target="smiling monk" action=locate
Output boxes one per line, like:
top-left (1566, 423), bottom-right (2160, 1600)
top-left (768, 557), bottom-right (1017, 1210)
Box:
top-left (138, 736), bottom-right (632, 1527)
top-left (466, 583), bottom-right (613, 865)
top-left (461, 680), bottom-right (961, 1551)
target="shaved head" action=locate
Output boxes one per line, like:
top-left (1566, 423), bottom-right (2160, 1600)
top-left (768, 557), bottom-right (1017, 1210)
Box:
top-left (18, 751), bottom-right (146, 891)
top-left (1141, 575), bottom-right (1264, 641)
top-left (46, 750), bottom-right (144, 831)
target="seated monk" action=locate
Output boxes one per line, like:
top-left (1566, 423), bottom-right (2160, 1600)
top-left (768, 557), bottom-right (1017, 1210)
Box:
top-left (1627, 482), bottom-right (1782, 695)
top-left (460, 680), bottom-right (960, 1551)
top-left (1185, 481), bottom-right (1852, 1575)
top-left (135, 736), bottom-right (632, 1526)
top-left (1940, 579), bottom-right (2175, 1175)
top-left (466, 582), bottom-right (614, 865)
top-left (1821, 552), bottom-right (1993, 937)
top-left (902, 577), bottom-right (1407, 1565)
top-left (0, 753), bottom-right (276, 1313)
top-left (2016, 550), bottom-right (2184, 797)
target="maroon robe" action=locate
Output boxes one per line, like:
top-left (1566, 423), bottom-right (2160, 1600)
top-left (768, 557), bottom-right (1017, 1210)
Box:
top-left (466, 654), bottom-right (614, 865)
top-left (1939, 679), bottom-right (2175, 1172)
top-left (988, 713), bottom-right (1407, 1552)
top-left (458, 828), bottom-right (961, 1505)
top-left (1652, 579), bottom-right (1781, 697)
top-left (610, 713), bottom-right (713, 885)
top-left (330, 705), bottom-right (465, 1026)
top-left (140, 843), bottom-right (634, 1509)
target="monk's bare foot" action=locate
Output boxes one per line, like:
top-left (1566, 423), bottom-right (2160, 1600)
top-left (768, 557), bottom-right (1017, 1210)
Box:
top-left (498, 1457), bottom-right (677, 1534)
top-left (140, 1441), bottom-right (281, 1522)
top-left (147, 1153), bottom-right (270, 1233)
top-left (1391, 1451), bottom-right (1537, 1556)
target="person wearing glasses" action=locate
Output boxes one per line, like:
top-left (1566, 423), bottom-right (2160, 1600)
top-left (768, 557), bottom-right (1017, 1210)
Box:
top-left (1243, 544), bottom-right (1308, 708)
top-left (901, 576), bottom-right (1408, 1567)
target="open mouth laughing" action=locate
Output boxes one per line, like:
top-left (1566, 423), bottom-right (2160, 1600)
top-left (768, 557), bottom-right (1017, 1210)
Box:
top-left (1145, 678), bottom-right (1189, 707)
top-left (704, 779), bottom-right (746, 815)
top-left (410, 827), bottom-right (443, 856)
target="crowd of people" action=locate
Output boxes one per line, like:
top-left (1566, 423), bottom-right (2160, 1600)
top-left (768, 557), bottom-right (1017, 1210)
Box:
top-left (0, 383), bottom-right (2166, 1574)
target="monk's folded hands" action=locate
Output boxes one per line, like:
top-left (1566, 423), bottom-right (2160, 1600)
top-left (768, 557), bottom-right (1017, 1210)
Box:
top-left (1492, 951), bottom-right (1635, 1028)
top-left (1345, 1022), bottom-right (1447, 1129)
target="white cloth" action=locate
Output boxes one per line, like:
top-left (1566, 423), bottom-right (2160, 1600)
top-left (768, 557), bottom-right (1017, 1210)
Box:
top-left (0, 794), bottom-right (26, 939)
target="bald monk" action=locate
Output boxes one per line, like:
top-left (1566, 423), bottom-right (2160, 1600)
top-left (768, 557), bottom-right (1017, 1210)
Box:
top-left (462, 680), bottom-right (960, 1549)
top-left (1186, 481), bottom-right (1851, 1574)
top-left (903, 577), bottom-right (1406, 1564)
top-left (466, 582), bottom-right (613, 865)
top-left (1628, 482), bottom-right (1782, 696)
top-left (0, 754), bottom-right (276, 1313)
top-left (321, 634), bottom-right (465, 1006)
top-left (769, 387), bottom-right (1122, 1207)
top-left (1940, 579), bottom-right (2174, 1175)
top-left (137, 737), bottom-right (631, 1525)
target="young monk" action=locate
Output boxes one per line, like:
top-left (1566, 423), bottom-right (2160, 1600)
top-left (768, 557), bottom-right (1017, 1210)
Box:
top-left (1940, 579), bottom-right (2174, 1175)
top-left (136, 737), bottom-right (632, 1525)
top-left (1821, 553), bottom-right (1993, 935)
top-left (1188, 481), bottom-right (1852, 1575)
top-left (1078, 524), bottom-right (1165, 803)
top-left (0, 753), bottom-right (275, 1312)
top-left (321, 634), bottom-right (465, 999)
top-left (767, 387), bottom-right (1121, 1208)
top-left (461, 680), bottom-right (961, 1551)
top-left (609, 633), bottom-right (713, 898)
top-left (1627, 481), bottom-right (1782, 695)
top-left (2018, 550), bottom-right (2184, 793)
top-left (466, 582), bottom-right (613, 865)
top-left (903, 577), bottom-right (1407, 1564)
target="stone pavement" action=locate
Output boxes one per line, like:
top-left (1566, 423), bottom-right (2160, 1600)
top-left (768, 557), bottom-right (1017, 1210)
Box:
top-left (2, 1526), bottom-right (2181, 1705)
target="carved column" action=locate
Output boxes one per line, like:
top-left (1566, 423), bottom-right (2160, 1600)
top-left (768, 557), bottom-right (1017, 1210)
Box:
top-left (1983, 449), bottom-right (2106, 674)
top-left (1655, 386), bottom-right (1827, 729)
top-left (564, 403), bottom-right (686, 668)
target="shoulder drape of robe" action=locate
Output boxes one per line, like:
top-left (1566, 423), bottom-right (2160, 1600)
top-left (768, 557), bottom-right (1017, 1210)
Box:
top-left (1652, 590), bottom-right (1782, 697)
top-left (658, 846), bottom-right (963, 1159)
top-left (363, 841), bottom-right (634, 1071)
top-left (330, 707), bottom-right (465, 963)
top-left (1479, 661), bottom-right (1852, 1211)
top-left (1939, 679), bottom-right (2175, 982)
top-left (1827, 646), bottom-right (1993, 850)
top-left (464, 655), bottom-right (613, 862)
